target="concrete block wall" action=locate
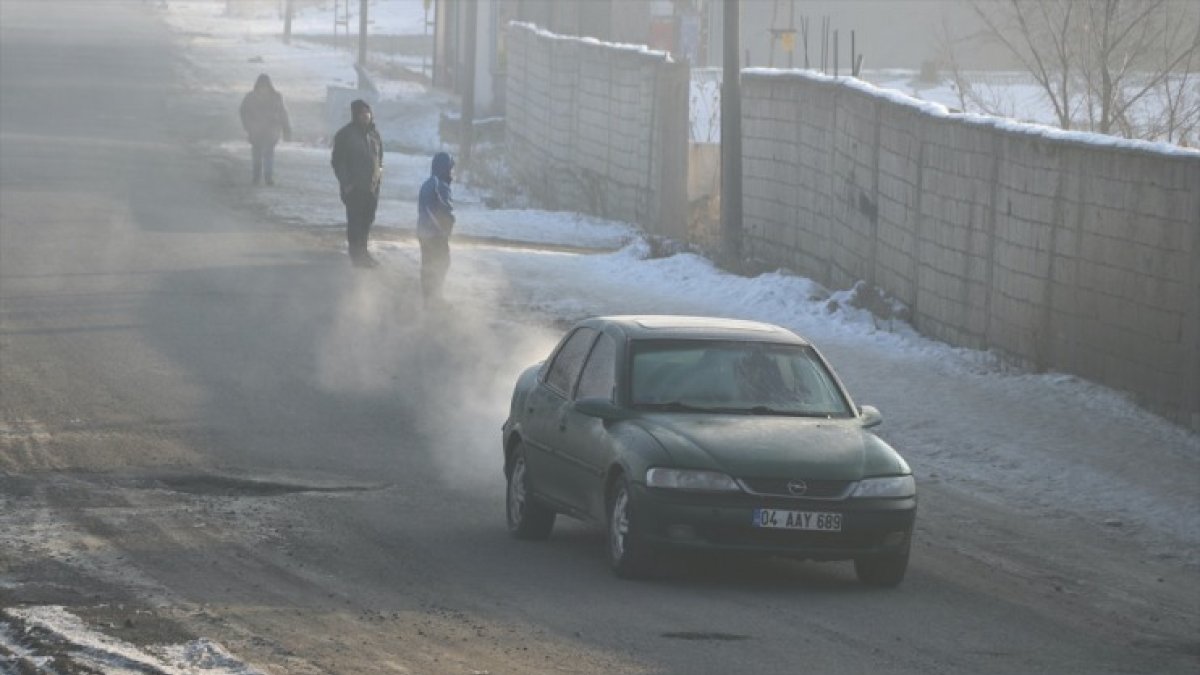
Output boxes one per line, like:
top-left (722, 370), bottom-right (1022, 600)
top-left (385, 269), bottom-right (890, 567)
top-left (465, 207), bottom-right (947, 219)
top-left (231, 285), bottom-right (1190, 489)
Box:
top-left (505, 23), bottom-right (687, 239)
top-left (827, 85), bottom-right (881, 292)
top-left (873, 105), bottom-right (924, 309)
top-left (740, 70), bottom-right (1200, 431)
top-left (916, 115), bottom-right (998, 351)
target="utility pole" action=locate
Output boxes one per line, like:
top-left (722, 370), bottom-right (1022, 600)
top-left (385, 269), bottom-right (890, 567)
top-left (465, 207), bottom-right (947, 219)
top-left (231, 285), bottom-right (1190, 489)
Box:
top-left (461, 0), bottom-right (478, 167)
top-left (721, 0), bottom-right (742, 269)
top-left (357, 0), bottom-right (368, 69)
top-left (283, 0), bottom-right (293, 45)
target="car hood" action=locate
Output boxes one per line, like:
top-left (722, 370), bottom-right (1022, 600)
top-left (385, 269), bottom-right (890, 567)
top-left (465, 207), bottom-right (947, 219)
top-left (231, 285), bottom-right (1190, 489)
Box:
top-left (634, 414), bottom-right (908, 479)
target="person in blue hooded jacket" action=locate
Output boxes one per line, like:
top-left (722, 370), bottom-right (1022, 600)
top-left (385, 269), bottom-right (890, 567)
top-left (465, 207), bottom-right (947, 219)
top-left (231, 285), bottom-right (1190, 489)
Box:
top-left (417, 152), bottom-right (455, 303)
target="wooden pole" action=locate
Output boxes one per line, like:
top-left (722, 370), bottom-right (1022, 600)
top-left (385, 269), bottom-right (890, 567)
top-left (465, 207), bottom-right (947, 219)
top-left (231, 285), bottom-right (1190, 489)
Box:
top-left (821, 16), bottom-right (828, 74)
top-left (801, 16), bottom-right (808, 69)
top-left (283, 0), bottom-right (293, 44)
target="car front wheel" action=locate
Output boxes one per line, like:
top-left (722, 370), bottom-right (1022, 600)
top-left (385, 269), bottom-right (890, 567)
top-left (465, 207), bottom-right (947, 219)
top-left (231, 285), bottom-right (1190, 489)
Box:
top-left (506, 443), bottom-right (555, 540)
top-left (854, 540), bottom-right (910, 587)
top-left (607, 475), bottom-right (654, 579)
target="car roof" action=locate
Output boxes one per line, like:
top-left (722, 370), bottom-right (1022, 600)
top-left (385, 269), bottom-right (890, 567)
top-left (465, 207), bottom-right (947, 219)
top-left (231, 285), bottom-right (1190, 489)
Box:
top-left (584, 315), bottom-right (810, 346)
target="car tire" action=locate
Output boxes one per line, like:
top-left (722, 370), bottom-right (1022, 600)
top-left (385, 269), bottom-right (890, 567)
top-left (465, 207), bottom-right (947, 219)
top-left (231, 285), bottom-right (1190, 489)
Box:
top-left (854, 541), bottom-right (910, 587)
top-left (607, 475), bottom-right (654, 579)
top-left (506, 443), bottom-right (555, 540)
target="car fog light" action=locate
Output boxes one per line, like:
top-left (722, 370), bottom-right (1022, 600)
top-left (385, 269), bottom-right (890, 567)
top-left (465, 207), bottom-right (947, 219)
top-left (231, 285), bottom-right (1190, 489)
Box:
top-left (882, 531), bottom-right (908, 548)
top-left (666, 525), bottom-right (697, 540)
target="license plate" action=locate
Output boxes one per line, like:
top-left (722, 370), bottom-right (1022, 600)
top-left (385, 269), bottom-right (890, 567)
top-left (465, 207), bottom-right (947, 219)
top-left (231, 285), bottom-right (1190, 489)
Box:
top-left (752, 508), bottom-right (842, 532)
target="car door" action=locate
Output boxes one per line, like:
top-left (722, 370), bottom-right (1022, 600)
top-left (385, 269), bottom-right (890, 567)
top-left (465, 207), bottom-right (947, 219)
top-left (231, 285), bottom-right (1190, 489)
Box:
top-left (522, 327), bottom-right (597, 508)
top-left (556, 332), bottom-right (619, 517)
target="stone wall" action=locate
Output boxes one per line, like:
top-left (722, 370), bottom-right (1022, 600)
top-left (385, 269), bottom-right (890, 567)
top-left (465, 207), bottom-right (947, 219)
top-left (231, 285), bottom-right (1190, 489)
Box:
top-left (505, 23), bottom-right (688, 240)
top-left (740, 70), bottom-right (1200, 431)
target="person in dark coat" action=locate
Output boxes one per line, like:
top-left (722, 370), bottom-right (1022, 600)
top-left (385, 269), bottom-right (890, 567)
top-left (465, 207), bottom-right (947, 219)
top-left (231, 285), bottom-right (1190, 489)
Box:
top-left (331, 99), bottom-right (384, 268)
top-left (417, 152), bottom-right (455, 303)
top-left (239, 74), bottom-right (291, 186)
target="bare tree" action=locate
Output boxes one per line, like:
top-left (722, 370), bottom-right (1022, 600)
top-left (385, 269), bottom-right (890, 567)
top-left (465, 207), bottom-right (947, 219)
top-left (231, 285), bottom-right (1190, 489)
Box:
top-left (938, 14), bottom-right (1028, 118)
top-left (1136, 6), bottom-right (1200, 144)
top-left (941, 0), bottom-right (1200, 143)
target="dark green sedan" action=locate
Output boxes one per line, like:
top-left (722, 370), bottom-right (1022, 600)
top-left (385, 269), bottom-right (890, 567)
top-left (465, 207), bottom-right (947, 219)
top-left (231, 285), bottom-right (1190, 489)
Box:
top-left (501, 315), bottom-right (916, 586)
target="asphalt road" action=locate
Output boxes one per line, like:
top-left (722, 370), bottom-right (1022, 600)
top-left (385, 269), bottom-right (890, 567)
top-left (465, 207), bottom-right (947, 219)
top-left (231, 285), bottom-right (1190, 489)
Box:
top-left (1, 2), bottom-right (1196, 674)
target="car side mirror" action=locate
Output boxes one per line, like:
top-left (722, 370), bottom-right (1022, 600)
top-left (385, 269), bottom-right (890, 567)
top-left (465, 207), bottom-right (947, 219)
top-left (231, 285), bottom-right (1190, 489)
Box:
top-left (573, 398), bottom-right (629, 421)
top-left (859, 405), bottom-right (883, 428)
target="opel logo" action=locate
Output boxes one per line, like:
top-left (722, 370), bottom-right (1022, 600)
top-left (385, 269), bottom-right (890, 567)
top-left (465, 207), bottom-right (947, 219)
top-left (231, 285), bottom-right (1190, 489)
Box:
top-left (786, 479), bottom-right (808, 496)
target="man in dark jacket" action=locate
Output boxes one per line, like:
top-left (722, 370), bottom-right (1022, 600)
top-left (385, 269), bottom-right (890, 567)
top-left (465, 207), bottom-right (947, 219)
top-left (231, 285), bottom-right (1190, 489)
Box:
top-left (417, 152), bottom-right (455, 303)
top-left (331, 99), bottom-right (384, 268)
top-left (239, 74), bottom-right (291, 186)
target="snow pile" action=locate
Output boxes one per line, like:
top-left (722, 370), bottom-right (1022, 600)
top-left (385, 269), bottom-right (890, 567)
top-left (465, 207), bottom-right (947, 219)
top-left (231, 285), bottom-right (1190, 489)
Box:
top-left (2, 606), bottom-right (262, 675)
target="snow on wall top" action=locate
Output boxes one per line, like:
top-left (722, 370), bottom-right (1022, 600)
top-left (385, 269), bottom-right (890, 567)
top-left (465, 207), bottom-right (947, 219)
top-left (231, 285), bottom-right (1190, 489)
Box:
top-left (509, 21), bottom-right (675, 64)
top-left (743, 67), bottom-right (1200, 159)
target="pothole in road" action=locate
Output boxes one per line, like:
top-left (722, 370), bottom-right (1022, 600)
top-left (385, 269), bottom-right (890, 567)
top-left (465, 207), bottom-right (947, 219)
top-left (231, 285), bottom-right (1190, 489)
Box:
top-left (153, 474), bottom-right (386, 497)
top-left (660, 631), bottom-right (750, 642)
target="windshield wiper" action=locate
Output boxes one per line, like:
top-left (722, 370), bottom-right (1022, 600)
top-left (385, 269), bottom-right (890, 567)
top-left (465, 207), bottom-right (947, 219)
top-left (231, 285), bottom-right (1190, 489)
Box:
top-left (637, 401), bottom-right (719, 413)
top-left (746, 406), bottom-right (834, 417)
top-left (638, 402), bottom-right (838, 417)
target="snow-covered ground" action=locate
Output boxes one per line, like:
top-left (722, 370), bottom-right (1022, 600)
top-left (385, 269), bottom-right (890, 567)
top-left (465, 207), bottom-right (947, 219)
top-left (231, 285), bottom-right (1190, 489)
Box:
top-left (175, 0), bottom-right (1200, 547)
top-left (168, 0), bottom-right (1199, 550)
top-left (1, 606), bottom-right (260, 675)
top-left (14, 0), bottom-right (1195, 664)
top-left (220, 0), bottom-right (429, 37)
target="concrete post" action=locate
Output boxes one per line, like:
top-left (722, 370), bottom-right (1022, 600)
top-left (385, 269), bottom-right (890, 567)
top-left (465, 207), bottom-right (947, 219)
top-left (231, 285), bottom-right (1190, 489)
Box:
top-left (357, 0), bottom-right (368, 69)
top-left (461, 0), bottom-right (478, 166)
top-left (721, 0), bottom-right (743, 269)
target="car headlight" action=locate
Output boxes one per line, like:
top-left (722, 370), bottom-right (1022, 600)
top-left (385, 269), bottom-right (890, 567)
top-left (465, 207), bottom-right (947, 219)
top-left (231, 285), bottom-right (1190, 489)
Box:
top-left (645, 468), bottom-right (741, 492)
top-left (849, 475), bottom-right (915, 498)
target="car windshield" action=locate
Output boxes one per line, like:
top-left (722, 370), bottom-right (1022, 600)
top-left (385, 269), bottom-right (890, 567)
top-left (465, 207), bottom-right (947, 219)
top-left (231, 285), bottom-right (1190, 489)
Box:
top-left (629, 340), bottom-right (853, 417)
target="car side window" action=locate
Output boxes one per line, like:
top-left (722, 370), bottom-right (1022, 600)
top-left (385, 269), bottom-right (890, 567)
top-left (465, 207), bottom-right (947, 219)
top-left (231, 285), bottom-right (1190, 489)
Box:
top-left (575, 333), bottom-right (617, 401)
top-left (544, 328), bottom-right (597, 396)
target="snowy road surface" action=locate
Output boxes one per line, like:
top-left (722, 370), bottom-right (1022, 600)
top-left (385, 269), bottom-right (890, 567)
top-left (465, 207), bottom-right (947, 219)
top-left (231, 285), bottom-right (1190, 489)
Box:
top-left (1, 1), bottom-right (1196, 673)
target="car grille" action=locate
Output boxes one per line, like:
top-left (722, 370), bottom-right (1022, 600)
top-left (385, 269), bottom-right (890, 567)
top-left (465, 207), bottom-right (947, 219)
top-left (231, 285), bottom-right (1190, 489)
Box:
top-left (739, 478), bottom-right (852, 499)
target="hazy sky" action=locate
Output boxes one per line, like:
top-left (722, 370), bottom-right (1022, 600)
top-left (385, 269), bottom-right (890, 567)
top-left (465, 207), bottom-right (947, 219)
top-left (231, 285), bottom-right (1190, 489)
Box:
top-left (735, 0), bottom-right (999, 71)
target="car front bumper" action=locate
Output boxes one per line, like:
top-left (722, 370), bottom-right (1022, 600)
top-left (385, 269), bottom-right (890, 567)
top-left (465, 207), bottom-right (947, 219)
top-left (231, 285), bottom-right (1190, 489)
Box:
top-left (633, 484), bottom-right (916, 561)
